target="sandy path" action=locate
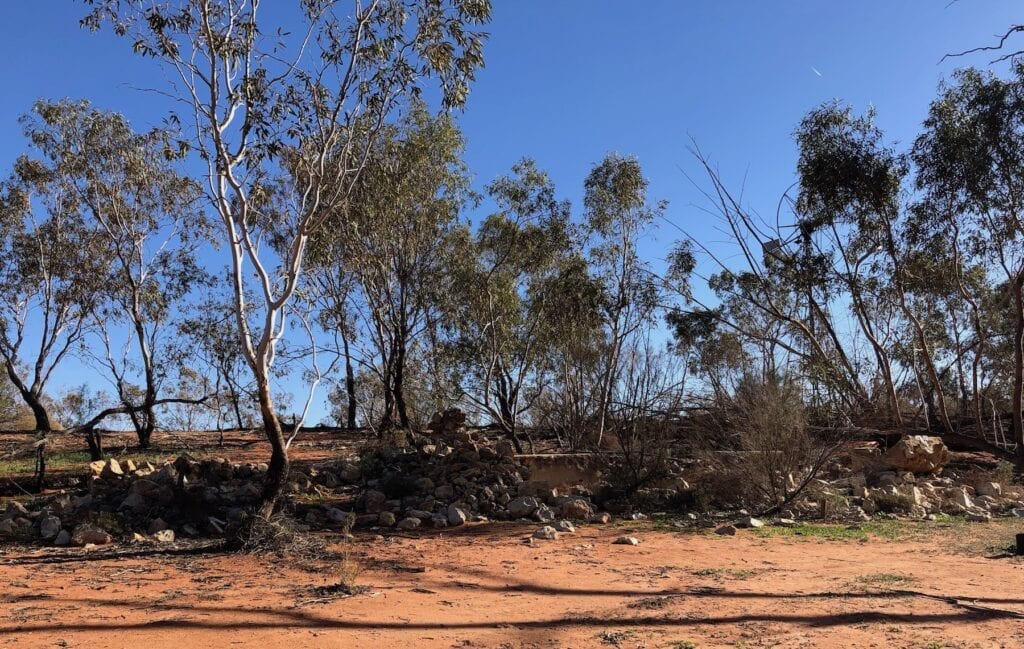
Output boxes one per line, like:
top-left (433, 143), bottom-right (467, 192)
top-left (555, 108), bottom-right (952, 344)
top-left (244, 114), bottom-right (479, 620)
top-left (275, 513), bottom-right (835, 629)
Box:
top-left (2, 523), bottom-right (1023, 648)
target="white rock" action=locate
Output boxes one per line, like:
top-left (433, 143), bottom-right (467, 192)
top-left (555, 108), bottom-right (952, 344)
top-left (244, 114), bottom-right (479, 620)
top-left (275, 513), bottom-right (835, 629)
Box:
top-left (553, 520), bottom-right (576, 533)
top-left (532, 526), bottom-right (559, 540)
top-left (613, 536), bottom-right (640, 545)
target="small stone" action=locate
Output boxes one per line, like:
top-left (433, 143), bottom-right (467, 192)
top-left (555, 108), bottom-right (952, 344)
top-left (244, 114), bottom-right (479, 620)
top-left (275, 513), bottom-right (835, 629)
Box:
top-left (737, 516), bottom-right (764, 529)
top-left (507, 496), bottom-right (540, 518)
top-left (4, 501), bottom-right (29, 519)
top-left (559, 498), bottom-right (595, 520)
top-left (446, 505), bottom-right (468, 527)
top-left (613, 536), bottom-right (640, 545)
top-left (590, 512), bottom-right (611, 525)
top-left (363, 490), bottom-right (387, 513)
top-left (70, 524), bottom-right (112, 547)
top-left (396, 517), bottom-right (421, 530)
top-left (976, 482), bottom-right (1002, 497)
top-left (89, 460), bottom-right (106, 477)
top-left (775, 518), bottom-right (797, 527)
top-left (100, 458), bottom-right (124, 480)
top-left (532, 504), bottom-right (556, 523)
top-left (147, 518), bottom-right (169, 534)
top-left (53, 529), bottom-right (71, 546)
top-left (39, 515), bottom-right (61, 540)
top-left (533, 526), bottom-right (559, 540)
top-left (715, 525), bottom-right (738, 536)
top-left (0, 519), bottom-right (16, 537)
top-left (966, 510), bottom-right (991, 523)
top-left (119, 493), bottom-right (148, 513)
top-left (378, 511), bottom-right (397, 527)
top-left (152, 529), bottom-right (175, 543)
top-left (553, 520), bottom-right (576, 533)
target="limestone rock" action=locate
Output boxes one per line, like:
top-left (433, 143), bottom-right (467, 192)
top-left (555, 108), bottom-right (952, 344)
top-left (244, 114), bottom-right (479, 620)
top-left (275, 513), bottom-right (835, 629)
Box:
top-left (533, 526), bottom-right (559, 540)
top-left (553, 520), bottom-right (576, 533)
top-left (882, 436), bottom-right (949, 474)
top-left (152, 529), bottom-right (176, 543)
top-left (100, 458), bottom-right (125, 480)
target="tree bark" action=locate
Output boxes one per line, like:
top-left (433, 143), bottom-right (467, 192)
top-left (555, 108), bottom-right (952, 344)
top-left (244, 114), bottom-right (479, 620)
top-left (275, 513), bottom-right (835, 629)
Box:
top-left (5, 361), bottom-right (52, 432)
top-left (256, 373), bottom-right (289, 517)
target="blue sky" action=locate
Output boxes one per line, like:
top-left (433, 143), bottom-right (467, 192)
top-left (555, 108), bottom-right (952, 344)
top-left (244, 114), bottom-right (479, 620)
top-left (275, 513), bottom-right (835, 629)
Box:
top-left (0, 1), bottom-right (1019, 424)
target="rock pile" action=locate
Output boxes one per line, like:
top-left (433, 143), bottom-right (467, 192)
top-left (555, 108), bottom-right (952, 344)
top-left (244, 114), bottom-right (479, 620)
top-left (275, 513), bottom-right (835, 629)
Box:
top-left (0, 455), bottom-right (276, 547)
top-left (308, 413), bottom-right (605, 531)
top-left (794, 436), bottom-right (1024, 523)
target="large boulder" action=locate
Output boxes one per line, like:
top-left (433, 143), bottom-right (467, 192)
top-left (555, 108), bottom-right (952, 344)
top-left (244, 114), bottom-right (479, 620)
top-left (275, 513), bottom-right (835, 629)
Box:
top-left (882, 436), bottom-right (949, 474)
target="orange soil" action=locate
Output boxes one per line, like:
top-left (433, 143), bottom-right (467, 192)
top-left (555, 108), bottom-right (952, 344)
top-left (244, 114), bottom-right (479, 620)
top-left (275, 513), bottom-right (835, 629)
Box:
top-left (2, 523), bottom-right (1023, 649)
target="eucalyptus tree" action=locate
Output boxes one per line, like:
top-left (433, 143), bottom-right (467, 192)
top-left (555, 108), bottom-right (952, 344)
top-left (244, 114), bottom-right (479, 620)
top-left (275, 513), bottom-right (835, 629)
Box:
top-left (584, 154), bottom-right (665, 448)
top-left (310, 105), bottom-right (473, 430)
top-left (450, 159), bottom-right (577, 450)
top-left (84, 0), bottom-right (491, 511)
top-left (913, 65), bottom-right (1024, 452)
top-left (180, 287), bottom-right (259, 432)
top-left (20, 99), bottom-right (205, 448)
top-left (0, 120), bottom-right (106, 431)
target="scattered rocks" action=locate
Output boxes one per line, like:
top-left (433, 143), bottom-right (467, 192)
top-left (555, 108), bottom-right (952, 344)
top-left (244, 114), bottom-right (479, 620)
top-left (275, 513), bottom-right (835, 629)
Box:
top-left (613, 536), bottom-right (640, 545)
top-left (736, 516), bottom-right (764, 529)
top-left (533, 526), bottom-right (559, 540)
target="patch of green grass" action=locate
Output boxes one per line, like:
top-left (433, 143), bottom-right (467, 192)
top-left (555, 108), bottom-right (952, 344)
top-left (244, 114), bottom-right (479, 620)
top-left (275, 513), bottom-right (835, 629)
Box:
top-left (0, 449), bottom-right (178, 479)
top-left (751, 520), bottom-right (909, 542)
top-left (855, 572), bottom-right (916, 586)
top-left (691, 567), bottom-right (757, 580)
top-left (598, 630), bottom-right (637, 646)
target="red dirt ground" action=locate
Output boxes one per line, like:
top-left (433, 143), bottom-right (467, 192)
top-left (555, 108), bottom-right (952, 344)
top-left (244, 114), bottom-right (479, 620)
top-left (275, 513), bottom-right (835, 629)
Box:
top-left (2, 521), bottom-right (1023, 649)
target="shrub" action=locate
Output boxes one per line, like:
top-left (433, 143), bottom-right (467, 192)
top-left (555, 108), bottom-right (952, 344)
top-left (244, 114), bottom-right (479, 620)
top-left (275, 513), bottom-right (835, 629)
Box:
top-left (695, 372), bottom-right (841, 514)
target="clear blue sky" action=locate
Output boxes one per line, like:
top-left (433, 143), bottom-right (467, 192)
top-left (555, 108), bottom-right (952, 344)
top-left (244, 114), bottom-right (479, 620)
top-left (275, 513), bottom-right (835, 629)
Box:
top-left (0, 1), bottom-right (1019, 424)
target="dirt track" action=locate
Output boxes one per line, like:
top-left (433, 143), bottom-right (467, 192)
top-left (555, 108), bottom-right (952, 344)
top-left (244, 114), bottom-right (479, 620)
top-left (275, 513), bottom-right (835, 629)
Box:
top-left (2, 522), bottom-right (1023, 649)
